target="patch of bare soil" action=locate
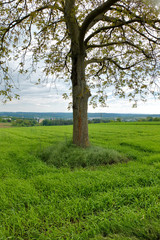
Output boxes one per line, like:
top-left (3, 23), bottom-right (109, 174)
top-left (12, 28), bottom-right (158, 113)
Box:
top-left (0, 123), bottom-right (12, 128)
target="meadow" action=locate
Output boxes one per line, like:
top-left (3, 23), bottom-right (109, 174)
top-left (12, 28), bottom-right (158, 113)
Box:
top-left (0, 122), bottom-right (160, 240)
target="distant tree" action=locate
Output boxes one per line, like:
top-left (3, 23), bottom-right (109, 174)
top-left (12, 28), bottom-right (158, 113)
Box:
top-left (41, 118), bottom-right (73, 126)
top-left (12, 118), bottom-right (37, 126)
top-left (0, 0), bottom-right (160, 147)
top-left (116, 118), bottom-right (121, 122)
top-left (146, 116), bottom-right (153, 121)
top-left (42, 119), bottom-right (51, 126)
top-left (140, 116), bottom-right (160, 121)
top-left (154, 117), bottom-right (160, 121)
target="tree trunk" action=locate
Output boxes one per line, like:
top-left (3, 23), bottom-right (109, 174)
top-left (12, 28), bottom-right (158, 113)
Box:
top-left (72, 53), bottom-right (91, 147)
top-left (64, 0), bottom-right (90, 147)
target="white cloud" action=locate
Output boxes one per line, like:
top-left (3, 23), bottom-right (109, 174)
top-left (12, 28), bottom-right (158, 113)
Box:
top-left (88, 96), bottom-right (160, 114)
top-left (1, 80), bottom-right (159, 114)
top-left (0, 61), bottom-right (160, 114)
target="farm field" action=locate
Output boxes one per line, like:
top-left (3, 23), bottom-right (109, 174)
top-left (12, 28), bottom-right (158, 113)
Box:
top-left (0, 123), bottom-right (12, 128)
top-left (0, 122), bottom-right (160, 240)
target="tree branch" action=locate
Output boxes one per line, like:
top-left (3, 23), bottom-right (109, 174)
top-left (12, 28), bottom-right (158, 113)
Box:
top-left (64, 0), bottom-right (80, 54)
top-left (80, 0), bottom-right (119, 39)
top-left (84, 18), bottom-right (160, 45)
top-left (128, 24), bottom-right (160, 44)
top-left (85, 57), bottom-right (145, 70)
top-left (0, 3), bottom-right (62, 49)
top-left (87, 40), bottom-right (153, 59)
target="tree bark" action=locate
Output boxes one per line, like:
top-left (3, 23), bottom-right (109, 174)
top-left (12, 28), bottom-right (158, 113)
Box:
top-left (64, 0), bottom-right (91, 147)
top-left (72, 52), bottom-right (91, 147)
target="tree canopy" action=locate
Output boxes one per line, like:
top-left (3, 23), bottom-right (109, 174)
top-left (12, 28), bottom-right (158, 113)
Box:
top-left (0, 0), bottom-right (160, 146)
top-left (0, 0), bottom-right (160, 103)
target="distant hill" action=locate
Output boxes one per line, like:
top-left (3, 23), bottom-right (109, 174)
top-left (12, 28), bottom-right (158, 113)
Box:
top-left (0, 112), bottom-right (160, 121)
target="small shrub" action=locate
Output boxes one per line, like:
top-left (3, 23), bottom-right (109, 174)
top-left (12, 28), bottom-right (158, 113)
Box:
top-left (38, 141), bottom-right (128, 169)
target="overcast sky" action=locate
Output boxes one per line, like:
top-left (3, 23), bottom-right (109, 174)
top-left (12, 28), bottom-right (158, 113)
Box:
top-left (0, 52), bottom-right (159, 114)
top-left (0, 0), bottom-right (160, 115)
top-left (0, 76), bottom-right (160, 114)
top-left (1, 15), bottom-right (160, 115)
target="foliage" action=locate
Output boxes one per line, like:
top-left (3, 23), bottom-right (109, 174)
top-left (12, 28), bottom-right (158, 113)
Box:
top-left (41, 118), bottom-right (115, 126)
top-left (138, 116), bottom-right (160, 122)
top-left (0, 0), bottom-right (160, 105)
top-left (0, 117), bottom-right (11, 123)
top-left (0, 123), bottom-right (160, 239)
top-left (12, 118), bottom-right (38, 127)
top-left (41, 118), bottom-right (73, 126)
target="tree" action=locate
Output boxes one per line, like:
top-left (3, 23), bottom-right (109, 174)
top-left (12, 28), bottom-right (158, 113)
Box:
top-left (0, 0), bottom-right (160, 147)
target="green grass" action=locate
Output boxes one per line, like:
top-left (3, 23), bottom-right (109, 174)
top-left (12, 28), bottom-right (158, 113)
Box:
top-left (0, 122), bottom-right (160, 239)
top-left (38, 141), bottom-right (128, 168)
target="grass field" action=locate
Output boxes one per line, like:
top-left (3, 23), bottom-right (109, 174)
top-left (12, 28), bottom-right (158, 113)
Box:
top-left (0, 122), bottom-right (160, 240)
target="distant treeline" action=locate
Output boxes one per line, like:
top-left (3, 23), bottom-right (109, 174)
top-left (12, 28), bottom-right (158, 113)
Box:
top-left (0, 117), bottom-right (38, 127)
top-left (41, 118), bottom-right (122, 126)
top-left (0, 117), bottom-right (12, 123)
top-left (1, 116), bottom-right (160, 127)
top-left (12, 119), bottom-right (38, 127)
top-left (138, 117), bottom-right (160, 122)
top-left (41, 119), bottom-right (73, 126)
top-left (89, 118), bottom-right (122, 123)
top-left (1, 112), bottom-right (160, 120)
top-left (41, 117), bottom-right (160, 126)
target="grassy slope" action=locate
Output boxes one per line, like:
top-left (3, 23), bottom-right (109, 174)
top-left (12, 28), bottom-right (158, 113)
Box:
top-left (0, 122), bottom-right (160, 240)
